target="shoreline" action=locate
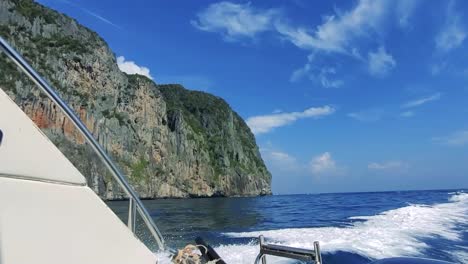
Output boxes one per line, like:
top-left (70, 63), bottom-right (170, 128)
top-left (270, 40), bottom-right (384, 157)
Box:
top-left (104, 192), bottom-right (273, 202)
top-left (103, 188), bottom-right (467, 202)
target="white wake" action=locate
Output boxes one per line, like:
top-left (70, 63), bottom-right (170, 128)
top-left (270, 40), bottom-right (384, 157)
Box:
top-left (156, 192), bottom-right (468, 263)
top-left (217, 192), bottom-right (468, 263)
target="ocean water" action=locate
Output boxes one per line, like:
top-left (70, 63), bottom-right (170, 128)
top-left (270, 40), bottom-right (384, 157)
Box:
top-left (107, 190), bottom-right (468, 263)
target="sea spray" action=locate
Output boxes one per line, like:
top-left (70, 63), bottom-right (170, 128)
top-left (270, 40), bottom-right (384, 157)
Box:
top-left (218, 193), bottom-right (468, 262)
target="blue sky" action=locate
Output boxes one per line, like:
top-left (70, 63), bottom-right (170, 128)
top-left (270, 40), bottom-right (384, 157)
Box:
top-left (38, 0), bottom-right (468, 194)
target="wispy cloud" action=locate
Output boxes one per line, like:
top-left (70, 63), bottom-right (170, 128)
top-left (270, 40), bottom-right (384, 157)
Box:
top-left (81, 8), bottom-right (121, 29)
top-left (400, 111), bottom-right (415, 118)
top-left (435, 1), bottom-right (466, 52)
top-left (316, 68), bottom-right (344, 88)
top-left (368, 161), bottom-right (407, 170)
top-left (275, 0), bottom-right (388, 54)
top-left (192, 1), bottom-right (411, 54)
top-left (433, 130), bottom-right (468, 146)
top-left (247, 106), bottom-right (335, 135)
top-left (260, 148), bottom-right (300, 172)
top-left (191, 2), bottom-right (278, 41)
top-left (262, 148), bottom-right (344, 177)
top-left (348, 109), bottom-right (384, 122)
top-left (279, 0), bottom-right (404, 84)
top-left (395, 0), bottom-right (420, 28)
top-left (290, 55), bottom-right (343, 88)
top-left (58, 0), bottom-right (121, 29)
top-left (350, 95), bottom-right (437, 121)
top-left (309, 152), bottom-right (338, 175)
top-left (193, 1), bottom-right (417, 85)
top-left (367, 46), bottom-right (396, 77)
top-left (402, 93), bottom-right (441, 108)
top-left (117, 56), bottom-right (153, 80)
top-left (290, 55), bottom-right (312, 82)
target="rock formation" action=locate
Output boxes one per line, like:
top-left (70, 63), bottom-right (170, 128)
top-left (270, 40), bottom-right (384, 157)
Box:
top-left (0, 0), bottom-right (271, 198)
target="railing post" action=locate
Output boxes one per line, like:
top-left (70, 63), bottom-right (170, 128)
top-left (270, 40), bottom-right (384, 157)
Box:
top-left (259, 235), bottom-right (267, 264)
top-left (314, 241), bottom-right (322, 264)
top-left (128, 198), bottom-right (136, 232)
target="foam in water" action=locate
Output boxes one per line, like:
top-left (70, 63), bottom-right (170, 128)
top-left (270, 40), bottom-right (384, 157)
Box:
top-left (155, 193), bottom-right (468, 263)
top-left (219, 193), bottom-right (468, 262)
top-left (449, 246), bottom-right (468, 263)
top-left (154, 251), bottom-right (173, 264)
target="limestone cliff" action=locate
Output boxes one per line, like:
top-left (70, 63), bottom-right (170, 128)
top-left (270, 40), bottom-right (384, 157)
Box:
top-left (0, 0), bottom-right (271, 198)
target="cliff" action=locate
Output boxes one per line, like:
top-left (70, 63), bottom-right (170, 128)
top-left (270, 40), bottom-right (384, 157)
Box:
top-left (0, 0), bottom-right (271, 198)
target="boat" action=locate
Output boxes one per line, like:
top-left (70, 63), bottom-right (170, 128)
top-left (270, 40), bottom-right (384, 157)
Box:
top-left (0, 36), bottom-right (455, 264)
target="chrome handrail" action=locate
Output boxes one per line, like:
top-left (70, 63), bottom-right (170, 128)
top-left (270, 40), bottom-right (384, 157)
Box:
top-left (254, 235), bottom-right (322, 264)
top-left (0, 36), bottom-right (166, 251)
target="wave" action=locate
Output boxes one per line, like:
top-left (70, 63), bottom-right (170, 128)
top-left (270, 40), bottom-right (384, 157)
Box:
top-left (215, 192), bottom-right (468, 263)
top-left (449, 246), bottom-right (468, 263)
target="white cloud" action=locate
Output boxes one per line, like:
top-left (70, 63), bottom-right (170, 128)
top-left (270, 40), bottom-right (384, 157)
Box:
top-left (433, 130), bottom-right (468, 146)
top-left (400, 111), bottom-right (415, 118)
top-left (247, 106), bottom-right (335, 135)
top-left (348, 109), bottom-right (384, 122)
top-left (435, 1), bottom-right (467, 52)
top-left (268, 151), bottom-right (295, 162)
top-left (260, 149), bottom-right (299, 171)
top-left (368, 46), bottom-right (396, 77)
top-left (193, 1), bottom-right (417, 54)
top-left (368, 161), bottom-right (406, 170)
top-left (290, 55), bottom-right (313, 82)
top-left (317, 68), bottom-right (344, 88)
top-left (395, 0), bottom-right (419, 28)
top-left (310, 152), bottom-right (337, 174)
top-left (193, 1), bottom-right (420, 84)
top-left (191, 2), bottom-right (278, 41)
top-left (117, 56), bottom-right (153, 80)
top-left (276, 0), bottom-right (388, 54)
top-left (291, 65), bottom-right (344, 88)
top-left (435, 22), bottom-right (466, 52)
top-left (283, 0), bottom-right (416, 82)
top-left (402, 93), bottom-right (441, 108)
top-left (261, 147), bottom-right (345, 177)
top-left (290, 54), bottom-right (344, 88)
top-left (275, 23), bottom-right (324, 50)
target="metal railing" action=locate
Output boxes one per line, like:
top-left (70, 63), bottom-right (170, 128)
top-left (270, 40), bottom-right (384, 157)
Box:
top-left (0, 36), bottom-right (166, 251)
top-left (254, 235), bottom-right (322, 264)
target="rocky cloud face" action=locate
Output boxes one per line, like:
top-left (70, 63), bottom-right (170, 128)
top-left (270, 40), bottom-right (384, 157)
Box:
top-left (0, 0), bottom-right (271, 198)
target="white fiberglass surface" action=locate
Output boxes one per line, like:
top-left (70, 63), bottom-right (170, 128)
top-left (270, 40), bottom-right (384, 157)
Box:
top-left (0, 177), bottom-right (156, 264)
top-left (0, 88), bottom-right (86, 185)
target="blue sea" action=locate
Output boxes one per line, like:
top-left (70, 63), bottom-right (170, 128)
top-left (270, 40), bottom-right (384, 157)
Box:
top-left (108, 190), bottom-right (468, 263)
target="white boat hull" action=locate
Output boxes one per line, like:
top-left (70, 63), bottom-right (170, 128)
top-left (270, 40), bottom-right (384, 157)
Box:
top-left (0, 89), bottom-right (158, 263)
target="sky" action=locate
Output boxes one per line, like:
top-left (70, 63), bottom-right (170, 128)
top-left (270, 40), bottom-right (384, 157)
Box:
top-left (37, 0), bottom-right (468, 194)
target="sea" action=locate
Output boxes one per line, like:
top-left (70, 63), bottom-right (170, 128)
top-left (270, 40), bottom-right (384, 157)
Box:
top-left (107, 189), bottom-right (468, 264)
